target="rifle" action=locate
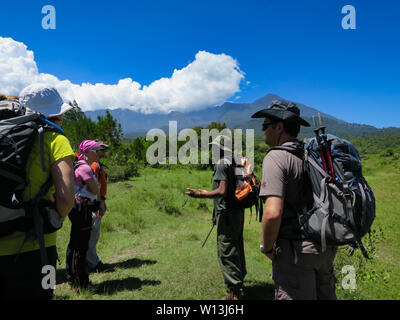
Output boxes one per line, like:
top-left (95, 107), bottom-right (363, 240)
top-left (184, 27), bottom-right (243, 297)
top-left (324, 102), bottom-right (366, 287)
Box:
top-left (201, 209), bottom-right (216, 248)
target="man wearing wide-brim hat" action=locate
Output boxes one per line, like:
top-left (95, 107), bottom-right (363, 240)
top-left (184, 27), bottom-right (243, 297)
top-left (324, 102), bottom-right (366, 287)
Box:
top-left (252, 99), bottom-right (337, 300)
top-left (186, 134), bottom-right (247, 300)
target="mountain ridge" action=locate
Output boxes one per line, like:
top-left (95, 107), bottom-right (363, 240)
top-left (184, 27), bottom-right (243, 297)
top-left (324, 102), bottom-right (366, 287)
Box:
top-left (85, 93), bottom-right (399, 138)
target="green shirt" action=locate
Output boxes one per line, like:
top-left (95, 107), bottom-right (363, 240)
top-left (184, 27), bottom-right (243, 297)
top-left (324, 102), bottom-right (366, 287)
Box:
top-left (212, 163), bottom-right (242, 214)
top-left (0, 132), bottom-right (75, 256)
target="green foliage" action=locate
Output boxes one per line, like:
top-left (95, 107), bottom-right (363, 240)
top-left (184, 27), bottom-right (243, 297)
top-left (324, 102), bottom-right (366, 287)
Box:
top-left (349, 134), bottom-right (400, 157)
top-left (62, 101), bottom-right (139, 181)
top-left (334, 227), bottom-right (388, 299)
top-left (96, 110), bottom-right (122, 147)
top-left (63, 101), bottom-right (98, 150)
top-left (63, 101), bottom-right (122, 151)
top-left (131, 137), bottom-right (147, 163)
top-left (54, 165), bottom-right (400, 300)
top-left (102, 143), bottom-right (140, 182)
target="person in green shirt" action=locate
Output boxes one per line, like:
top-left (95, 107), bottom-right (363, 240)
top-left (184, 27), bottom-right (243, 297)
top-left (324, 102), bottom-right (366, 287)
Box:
top-left (186, 135), bottom-right (246, 300)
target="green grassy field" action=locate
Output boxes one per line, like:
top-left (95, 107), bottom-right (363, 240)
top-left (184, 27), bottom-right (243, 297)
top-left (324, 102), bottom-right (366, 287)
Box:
top-left (53, 154), bottom-right (400, 300)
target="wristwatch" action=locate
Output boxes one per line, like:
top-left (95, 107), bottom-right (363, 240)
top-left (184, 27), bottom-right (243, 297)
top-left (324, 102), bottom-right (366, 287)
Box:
top-left (260, 244), bottom-right (274, 255)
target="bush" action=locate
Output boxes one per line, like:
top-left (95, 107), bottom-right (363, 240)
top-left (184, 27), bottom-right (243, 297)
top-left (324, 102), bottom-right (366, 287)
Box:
top-left (105, 162), bottom-right (140, 182)
top-left (333, 227), bottom-right (386, 299)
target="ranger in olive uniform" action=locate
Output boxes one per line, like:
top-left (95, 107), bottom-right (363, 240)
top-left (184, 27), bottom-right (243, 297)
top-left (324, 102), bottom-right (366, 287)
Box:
top-left (252, 100), bottom-right (337, 300)
top-left (186, 135), bottom-right (246, 300)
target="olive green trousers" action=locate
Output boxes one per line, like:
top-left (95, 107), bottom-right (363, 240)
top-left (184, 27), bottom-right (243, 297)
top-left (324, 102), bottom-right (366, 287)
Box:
top-left (216, 210), bottom-right (247, 291)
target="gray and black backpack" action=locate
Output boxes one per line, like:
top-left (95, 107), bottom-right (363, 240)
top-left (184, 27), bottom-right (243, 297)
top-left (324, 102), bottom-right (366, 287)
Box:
top-left (0, 98), bottom-right (64, 265)
top-left (269, 135), bottom-right (375, 258)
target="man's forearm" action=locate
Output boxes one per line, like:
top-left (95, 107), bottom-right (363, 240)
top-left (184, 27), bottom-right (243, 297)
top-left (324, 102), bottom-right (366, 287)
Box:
top-left (201, 189), bottom-right (225, 198)
top-left (55, 195), bottom-right (74, 220)
top-left (262, 215), bottom-right (281, 251)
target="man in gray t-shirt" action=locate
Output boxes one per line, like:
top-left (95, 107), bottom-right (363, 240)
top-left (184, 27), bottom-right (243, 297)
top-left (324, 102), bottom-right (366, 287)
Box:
top-left (252, 100), bottom-right (337, 300)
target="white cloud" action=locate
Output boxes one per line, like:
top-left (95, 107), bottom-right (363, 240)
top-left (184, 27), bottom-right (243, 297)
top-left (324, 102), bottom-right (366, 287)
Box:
top-left (0, 36), bottom-right (244, 113)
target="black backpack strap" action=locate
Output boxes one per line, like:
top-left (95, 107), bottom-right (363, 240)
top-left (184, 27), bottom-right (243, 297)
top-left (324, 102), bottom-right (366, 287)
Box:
top-left (38, 126), bottom-right (46, 172)
top-left (0, 168), bottom-right (25, 186)
top-left (32, 176), bottom-right (54, 266)
top-left (15, 177), bottom-right (54, 266)
top-left (341, 181), bottom-right (370, 259)
top-left (38, 117), bottom-right (65, 173)
top-left (267, 143), bottom-right (304, 159)
top-left (258, 196), bottom-right (265, 222)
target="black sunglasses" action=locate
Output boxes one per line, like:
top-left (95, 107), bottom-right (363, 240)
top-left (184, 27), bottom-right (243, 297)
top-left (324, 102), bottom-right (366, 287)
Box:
top-left (262, 122), bottom-right (274, 131)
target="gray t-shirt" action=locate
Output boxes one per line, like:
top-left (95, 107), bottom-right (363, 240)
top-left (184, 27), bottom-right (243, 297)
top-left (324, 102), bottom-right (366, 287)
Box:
top-left (259, 141), bottom-right (304, 208)
top-left (260, 140), bottom-right (320, 253)
top-left (212, 163), bottom-right (242, 214)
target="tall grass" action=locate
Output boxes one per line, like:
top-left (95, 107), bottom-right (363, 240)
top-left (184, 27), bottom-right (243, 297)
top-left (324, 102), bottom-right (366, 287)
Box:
top-left (54, 155), bottom-right (400, 300)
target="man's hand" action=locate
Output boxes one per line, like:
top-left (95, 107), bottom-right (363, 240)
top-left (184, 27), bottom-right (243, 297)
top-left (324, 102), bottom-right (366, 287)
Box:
top-left (185, 188), bottom-right (204, 198)
top-left (185, 181), bottom-right (227, 199)
top-left (99, 201), bottom-right (106, 217)
top-left (265, 244), bottom-right (277, 261)
top-left (266, 251), bottom-right (276, 261)
top-left (261, 243), bottom-right (277, 261)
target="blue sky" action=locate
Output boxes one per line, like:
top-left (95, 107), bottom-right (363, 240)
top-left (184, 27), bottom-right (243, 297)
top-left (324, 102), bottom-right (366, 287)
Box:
top-left (1, 0), bottom-right (399, 127)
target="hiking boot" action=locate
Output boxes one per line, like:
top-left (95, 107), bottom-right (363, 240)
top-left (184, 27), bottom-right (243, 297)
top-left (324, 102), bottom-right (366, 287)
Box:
top-left (224, 291), bottom-right (240, 300)
top-left (91, 261), bottom-right (114, 273)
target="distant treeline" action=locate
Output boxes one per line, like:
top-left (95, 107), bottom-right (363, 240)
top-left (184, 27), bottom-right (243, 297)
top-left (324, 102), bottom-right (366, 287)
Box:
top-left (349, 135), bottom-right (400, 157)
top-left (62, 102), bottom-right (399, 182)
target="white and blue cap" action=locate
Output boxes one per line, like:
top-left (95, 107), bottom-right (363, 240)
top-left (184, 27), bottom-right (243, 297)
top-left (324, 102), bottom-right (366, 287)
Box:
top-left (19, 83), bottom-right (73, 118)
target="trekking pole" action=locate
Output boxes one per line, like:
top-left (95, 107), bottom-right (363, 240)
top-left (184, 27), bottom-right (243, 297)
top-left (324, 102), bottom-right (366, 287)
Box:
top-left (312, 115), bottom-right (317, 129)
top-left (313, 115), bottom-right (328, 173)
top-left (317, 113), bottom-right (336, 179)
top-left (202, 210), bottom-right (216, 248)
top-left (201, 223), bottom-right (215, 248)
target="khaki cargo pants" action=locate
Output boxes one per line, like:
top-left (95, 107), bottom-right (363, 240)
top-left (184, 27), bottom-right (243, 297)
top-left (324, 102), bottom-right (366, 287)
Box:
top-left (216, 210), bottom-right (247, 292)
top-left (272, 239), bottom-right (337, 300)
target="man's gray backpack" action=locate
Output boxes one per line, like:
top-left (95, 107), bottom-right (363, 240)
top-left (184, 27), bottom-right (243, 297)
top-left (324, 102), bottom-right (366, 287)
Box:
top-left (268, 135), bottom-right (375, 258)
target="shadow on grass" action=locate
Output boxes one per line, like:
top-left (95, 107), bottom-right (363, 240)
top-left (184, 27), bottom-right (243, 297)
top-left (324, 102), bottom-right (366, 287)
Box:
top-left (110, 257), bottom-right (157, 270)
top-left (56, 268), bottom-right (67, 285)
top-left (95, 277), bottom-right (161, 295)
top-left (55, 258), bottom-right (157, 285)
top-left (242, 281), bottom-right (275, 300)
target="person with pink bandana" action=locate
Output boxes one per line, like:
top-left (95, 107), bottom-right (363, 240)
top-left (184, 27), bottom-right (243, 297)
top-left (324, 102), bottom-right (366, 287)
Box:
top-left (65, 140), bottom-right (105, 292)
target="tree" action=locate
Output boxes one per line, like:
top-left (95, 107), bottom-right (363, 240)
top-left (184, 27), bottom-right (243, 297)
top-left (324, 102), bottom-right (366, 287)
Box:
top-left (63, 101), bottom-right (97, 150)
top-left (62, 102), bottom-right (122, 151)
top-left (131, 137), bottom-right (146, 162)
top-left (96, 110), bottom-right (123, 147)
